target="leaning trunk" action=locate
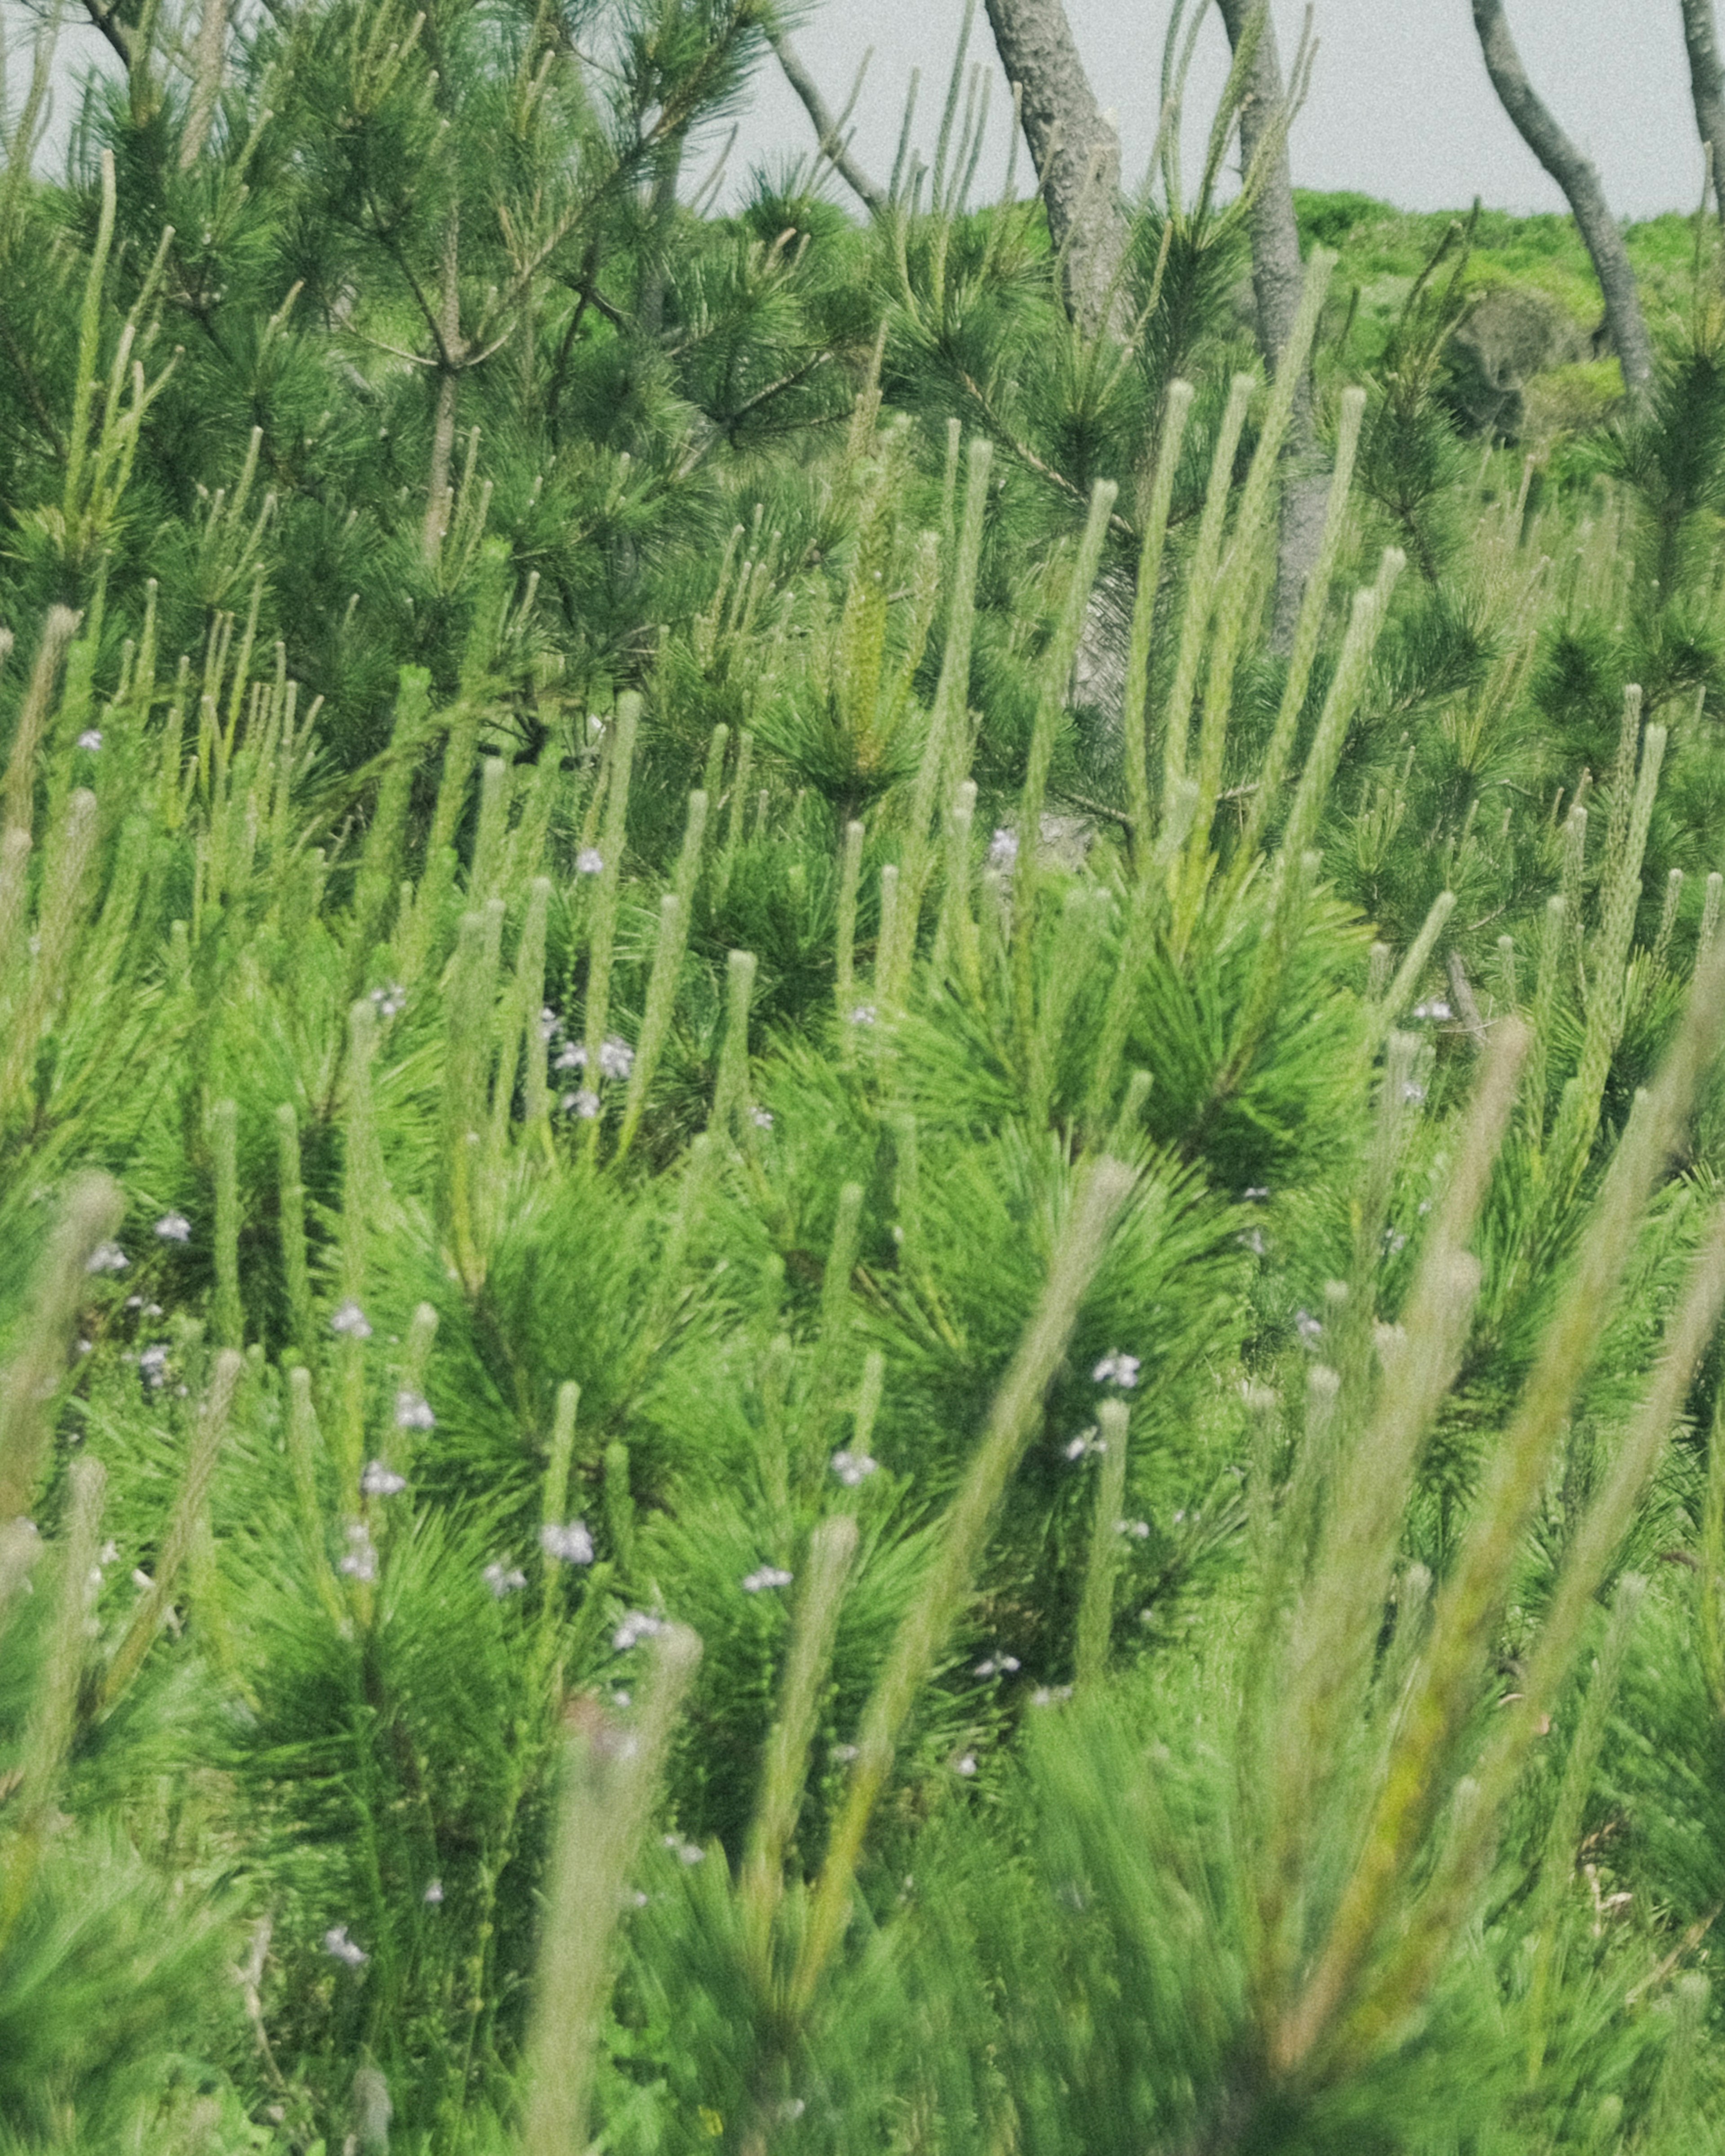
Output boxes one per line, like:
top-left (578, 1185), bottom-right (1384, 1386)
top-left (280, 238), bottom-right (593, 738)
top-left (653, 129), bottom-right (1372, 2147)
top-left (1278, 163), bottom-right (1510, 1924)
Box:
top-left (981, 0), bottom-right (1130, 341)
top-left (1215, 0), bottom-right (1328, 653)
top-left (1680, 0), bottom-right (1725, 226)
top-left (1471, 0), bottom-right (1653, 414)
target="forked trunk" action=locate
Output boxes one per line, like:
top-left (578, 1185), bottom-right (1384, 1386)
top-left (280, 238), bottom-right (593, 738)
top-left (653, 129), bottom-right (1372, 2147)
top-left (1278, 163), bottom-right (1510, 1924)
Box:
top-left (1471, 0), bottom-right (1653, 414)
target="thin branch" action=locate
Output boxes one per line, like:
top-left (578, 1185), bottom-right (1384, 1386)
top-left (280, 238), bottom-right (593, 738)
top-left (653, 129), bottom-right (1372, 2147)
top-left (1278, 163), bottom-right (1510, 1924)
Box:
top-left (766, 24), bottom-right (886, 217)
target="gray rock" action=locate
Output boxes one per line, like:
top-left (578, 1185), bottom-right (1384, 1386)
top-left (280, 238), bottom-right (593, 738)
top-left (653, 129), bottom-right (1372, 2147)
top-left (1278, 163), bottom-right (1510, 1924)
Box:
top-left (1443, 286), bottom-right (1589, 440)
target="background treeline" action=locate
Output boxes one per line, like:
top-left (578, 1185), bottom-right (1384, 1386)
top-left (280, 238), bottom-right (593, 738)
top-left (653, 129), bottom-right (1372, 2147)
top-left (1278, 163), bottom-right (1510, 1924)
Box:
top-left (11, 1), bottom-right (1725, 2153)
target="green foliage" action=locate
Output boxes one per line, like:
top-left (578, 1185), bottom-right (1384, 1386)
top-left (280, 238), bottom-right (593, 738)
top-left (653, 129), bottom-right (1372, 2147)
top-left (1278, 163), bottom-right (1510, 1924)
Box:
top-left (7, 4), bottom-right (1725, 2152)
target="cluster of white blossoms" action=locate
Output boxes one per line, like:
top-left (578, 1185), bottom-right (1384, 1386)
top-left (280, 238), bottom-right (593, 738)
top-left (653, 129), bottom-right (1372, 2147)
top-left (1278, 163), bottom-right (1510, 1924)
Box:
top-left (661, 1833), bottom-right (705, 1865)
top-left (324, 1926), bottom-right (367, 1968)
top-left (482, 1562), bottom-right (528, 1598)
top-left (830, 1448), bottom-right (877, 1486)
top-left (155, 1213), bottom-right (191, 1242)
top-left (576, 847), bottom-right (604, 876)
top-left (360, 1460), bottom-right (407, 1498)
top-left (973, 1653), bottom-right (1020, 1678)
top-left (1411, 998), bottom-right (1452, 1022)
top-left (368, 982), bottom-right (406, 1020)
top-left (86, 1241), bottom-right (128, 1275)
top-left (540, 1520), bottom-right (595, 1565)
top-left (394, 1390), bottom-right (435, 1430)
top-left (339, 1524), bottom-right (378, 1582)
top-left (987, 828), bottom-right (1018, 870)
top-left (1092, 1351), bottom-right (1140, 1388)
top-left (741, 1564), bottom-right (793, 1594)
top-left (614, 1610), bottom-right (665, 1651)
top-left (331, 1300), bottom-right (373, 1339)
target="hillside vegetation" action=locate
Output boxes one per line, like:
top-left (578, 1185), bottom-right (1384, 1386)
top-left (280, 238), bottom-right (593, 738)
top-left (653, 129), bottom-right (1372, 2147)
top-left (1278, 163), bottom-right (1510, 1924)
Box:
top-left (10, 4), bottom-right (1725, 2153)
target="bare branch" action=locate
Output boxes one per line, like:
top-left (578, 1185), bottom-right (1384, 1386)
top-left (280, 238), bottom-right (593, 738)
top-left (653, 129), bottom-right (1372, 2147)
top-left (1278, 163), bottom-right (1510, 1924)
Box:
top-left (765, 24), bottom-right (886, 217)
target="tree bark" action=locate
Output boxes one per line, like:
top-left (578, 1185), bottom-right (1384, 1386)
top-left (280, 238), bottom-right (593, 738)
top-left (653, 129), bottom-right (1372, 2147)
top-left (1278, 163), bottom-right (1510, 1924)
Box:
top-left (981, 0), bottom-right (1130, 341)
top-left (1471, 0), bottom-right (1654, 414)
top-left (1680, 0), bottom-right (1725, 224)
top-left (1214, 0), bottom-right (1328, 653)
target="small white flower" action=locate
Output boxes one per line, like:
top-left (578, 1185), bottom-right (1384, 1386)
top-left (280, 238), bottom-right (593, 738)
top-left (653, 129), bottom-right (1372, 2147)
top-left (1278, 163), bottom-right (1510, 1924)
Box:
top-left (154, 1213), bottom-right (191, 1242)
top-left (562, 1089), bottom-right (601, 1120)
top-left (369, 983), bottom-right (405, 1019)
top-left (482, 1562), bottom-right (528, 1598)
top-left (1294, 1309), bottom-right (1323, 1343)
top-left (1064, 1431), bottom-right (1101, 1462)
top-left (662, 1833), bottom-right (705, 1864)
top-left (832, 1742), bottom-right (859, 1762)
top-left (848, 1003), bottom-right (877, 1027)
top-left (86, 1242), bottom-right (128, 1274)
top-left (1243, 1185), bottom-right (1269, 1200)
top-left (613, 1611), bottom-right (665, 1651)
top-left (830, 1448), bottom-right (878, 1486)
top-left (323, 1926), bottom-right (367, 1967)
top-left (540, 1520), bottom-right (595, 1565)
top-left (988, 827), bottom-right (1019, 870)
top-left (539, 1006), bottom-right (561, 1044)
top-left (1092, 1352), bottom-right (1140, 1389)
top-left (576, 848), bottom-right (604, 875)
top-left (1383, 1228), bottom-right (1409, 1256)
top-left (1402, 1080), bottom-right (1427, 1105)
top-left (339, 1524), bottom-right (378, 1582)
top-left (394, 1390), bottom-right (435, 1431)
top-left (750, 1106), bottom-right (774, 1129)
top-left (954, 1753), bottom-right (978, 1777)
top-left (1411, 999), bottom-right (1453, 1022)
top-left (76, 729), bottom-right (102, 751)
top-left (554, 1042), bottom-right (587, 1071)
top-left (423, 1879), bottom-right (444, 1905)
top-left (598, 1036), bottom-right (634, 1081)
top-left (974, 1654), bottom-right (1021, 1678)
top-left (360, 1460), bottom-right (407, 1498)
top-left (1031, 1684), bottom-right (1074, 1706)
top-left (139, 1343), bottom-right (169, 1389)
top-left (331, 1300), bottom-right (372, 1339)
top-left (741, 1565), bottom-right (793, 1594)
top-left (1116, 1519), bottom-right (1151, 1539)
top-left (1238, 1227), bottom-right (1267, 1257)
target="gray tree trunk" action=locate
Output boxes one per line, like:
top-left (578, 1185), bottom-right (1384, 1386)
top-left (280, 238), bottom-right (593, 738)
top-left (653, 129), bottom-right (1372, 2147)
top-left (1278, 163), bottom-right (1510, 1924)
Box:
top-left (1680, 0), bottom-right (1725, 224)
top-left (1214, 0), bottom-right (1328, 654)
top-left (1471, 0), bottom-right (1654, 414)
top-left (981, 0), bottom-right (1130, 341)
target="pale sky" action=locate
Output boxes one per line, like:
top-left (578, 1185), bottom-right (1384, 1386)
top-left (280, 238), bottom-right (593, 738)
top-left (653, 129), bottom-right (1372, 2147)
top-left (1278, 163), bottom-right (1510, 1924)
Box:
top-left (731, 1), bottom-right (1708, 221)
top-left (20, 1), bottom-right (1713, 222)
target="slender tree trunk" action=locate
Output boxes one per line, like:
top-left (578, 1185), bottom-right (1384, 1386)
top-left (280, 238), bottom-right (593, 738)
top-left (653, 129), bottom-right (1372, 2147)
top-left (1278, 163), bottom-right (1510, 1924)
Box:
top-left (637, 140), bottom-right (683, 339)
top-left (767, 27), bottom-right (886, 218)
top-left (981, 0), bottom-right (1130, 341)
top-left (1471, 0), bottom-right (1653, 414)
top-left (1214, 0), bottom-right (1327, 654)
top-left (1680, 0), bottom-right (1725, 225)
top-left (424, 215), bottom-right (462, 564)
